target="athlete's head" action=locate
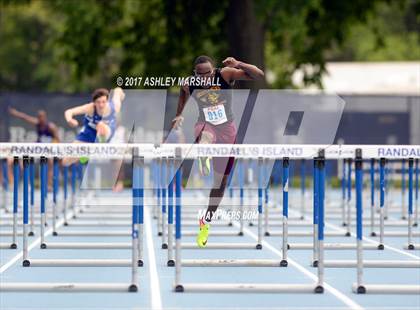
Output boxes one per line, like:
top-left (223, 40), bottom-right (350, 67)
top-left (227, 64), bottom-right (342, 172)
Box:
top-left (37, 110), bottom-right (47, 126)
top-left (194, 55), bottom-right (215, 78)
top-left (92, 88), bottom-right (109, 113)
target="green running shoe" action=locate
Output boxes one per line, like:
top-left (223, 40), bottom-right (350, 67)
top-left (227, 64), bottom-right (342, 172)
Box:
top-left (198, 157), bottom-right (211, 176)
top-left (196, 218), bottom-right (210, 248)
top-left (80, 157), bottom-right (89, 164)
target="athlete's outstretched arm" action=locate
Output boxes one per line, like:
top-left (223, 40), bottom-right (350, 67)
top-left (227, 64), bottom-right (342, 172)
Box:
top-left (221, 57), bottom-right (265, 81)
top-left (112, 87), bottom-right (125, 113)
top-left (8, 107), bottom-right (38, 125)
top-left (64, 103), bottom-right (92, 128)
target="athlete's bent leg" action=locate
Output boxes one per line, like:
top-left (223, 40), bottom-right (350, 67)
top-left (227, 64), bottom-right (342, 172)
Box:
top-left (204, 172), bottom-right (229, 221)
top-left (197, 165), bottom-right (231, 248)
top-left (96, 122), bottom-right (111, 143)
top-left (62, 141), bottom-right (85, 166)
top-left (197, 130), bottom-right (214, 176)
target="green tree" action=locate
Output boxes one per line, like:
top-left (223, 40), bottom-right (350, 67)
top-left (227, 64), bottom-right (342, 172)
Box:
top-left (0, 0), bottom-right (417, 92)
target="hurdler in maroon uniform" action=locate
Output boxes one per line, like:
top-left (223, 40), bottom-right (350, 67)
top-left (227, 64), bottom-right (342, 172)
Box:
top-left (172, 55), bottom-right (264, 248)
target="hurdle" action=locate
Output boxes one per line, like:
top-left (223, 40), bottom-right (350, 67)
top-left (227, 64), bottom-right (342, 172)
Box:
top-left (0, 148), bottom-right (144, 292)
top-left (323, 152), bottom-right (420, 270)
top-left (262, 157), bottom-right (352, 239)
top-left (169, 157), bottom-right (246, 237)
top-left (174, 150), bottom-right (326, 294)
top-left (35, 157), bottom-right (142, 256)
top-left (164, 156), bottom-right (264, 262)
top-left (167, 156), bottom-right (261, 250)
top-left (26, 155), bottom-right (141, 267)
top-left (351, 151), bottom-right (420, 294)
top-left (364, 158), bottom-right (420, 244)
top-left (283, 158), bottom-right (379, 254)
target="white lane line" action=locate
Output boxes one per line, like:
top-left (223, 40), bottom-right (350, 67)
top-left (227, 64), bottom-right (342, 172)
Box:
top-left (0, 193), bottom-right (90, 274)
top-left (239, 224), bottom-right (364, 310)
top-left (145, 206), bottom-right (162, 310)
top-left (324, 222), bottom-right (420, 260)
top-left (0, 213), bottom-right (70, 274)
top-left (287, 208), bottom-right (420, 260)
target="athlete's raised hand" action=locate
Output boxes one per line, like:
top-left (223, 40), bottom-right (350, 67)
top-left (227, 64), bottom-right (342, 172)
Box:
top-left (67, 118), bottom-right (79, 128)
top-left (222, 57), bottom-right (240, 68)
top-left (114, 87), bottom-right (125, 102)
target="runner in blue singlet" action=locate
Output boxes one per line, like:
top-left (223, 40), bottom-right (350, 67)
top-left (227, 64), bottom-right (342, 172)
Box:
top-left (63, 87), bottom-right (125, 166)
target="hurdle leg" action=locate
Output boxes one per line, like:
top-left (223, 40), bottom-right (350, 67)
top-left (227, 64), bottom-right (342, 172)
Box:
top-left (354, 149), bottom-right (366, 294)
top-left (378, 158), bottom-right (386, 250)
top-left (264, 159), bottom-right (269, 236)
top-left (407, 158), bottom-right (415, 250)
top-left (346, 159), bottom-right (352, 237)
top-left (370, 158), bottom-right (376, 236)
top-left (340, 159), bottom-right (346, 226)
top-left (239, 188), bottom-right (244, 235)
top-left (152, 160), bottom-right (158, 219)
top-left (265, 159), bottom-right (270, 218)
top-left (157, 158), bottom-right (163, 237)
top-left (281, 157), bottom-right (289, 266)
top-left (52, 157), bottom-right (58, 236)
top-left (384, 161), bottom-right (390, 220)
top-left (63, 165), bottom-right (68, 225)
top-left (167, 157), bottom-right (175, 266)
top-left (63, 166), bottom-right (69, 226)
top-left (264, 191), bottom-right (269, 235)
top-left (247, 160), bottom-right (254, 227)
top-left (239, 159), bottom-right (244, 236)
top-left (174, 159), bottom-right (183, 292)
top-left (256, 158), bottom-right (263, 249)
top-left (29, 157), bottom-right (35, 236)
top-left (316, 155), bottom-right (325, 293)
top-left (137, 156), bottom-right (145, 267)
top-left (130, 151), bottom-right (142, 292)
top-left (11, 157), bottom-right (19, 249)
top-left (161, 157), bottom-right (168, 249)
top-left (22, 156), bottom-right (30, 266)
top-left (40, 157), bottom-right (47, 248)
top-left (312, 159), bottom-right (319, 266)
